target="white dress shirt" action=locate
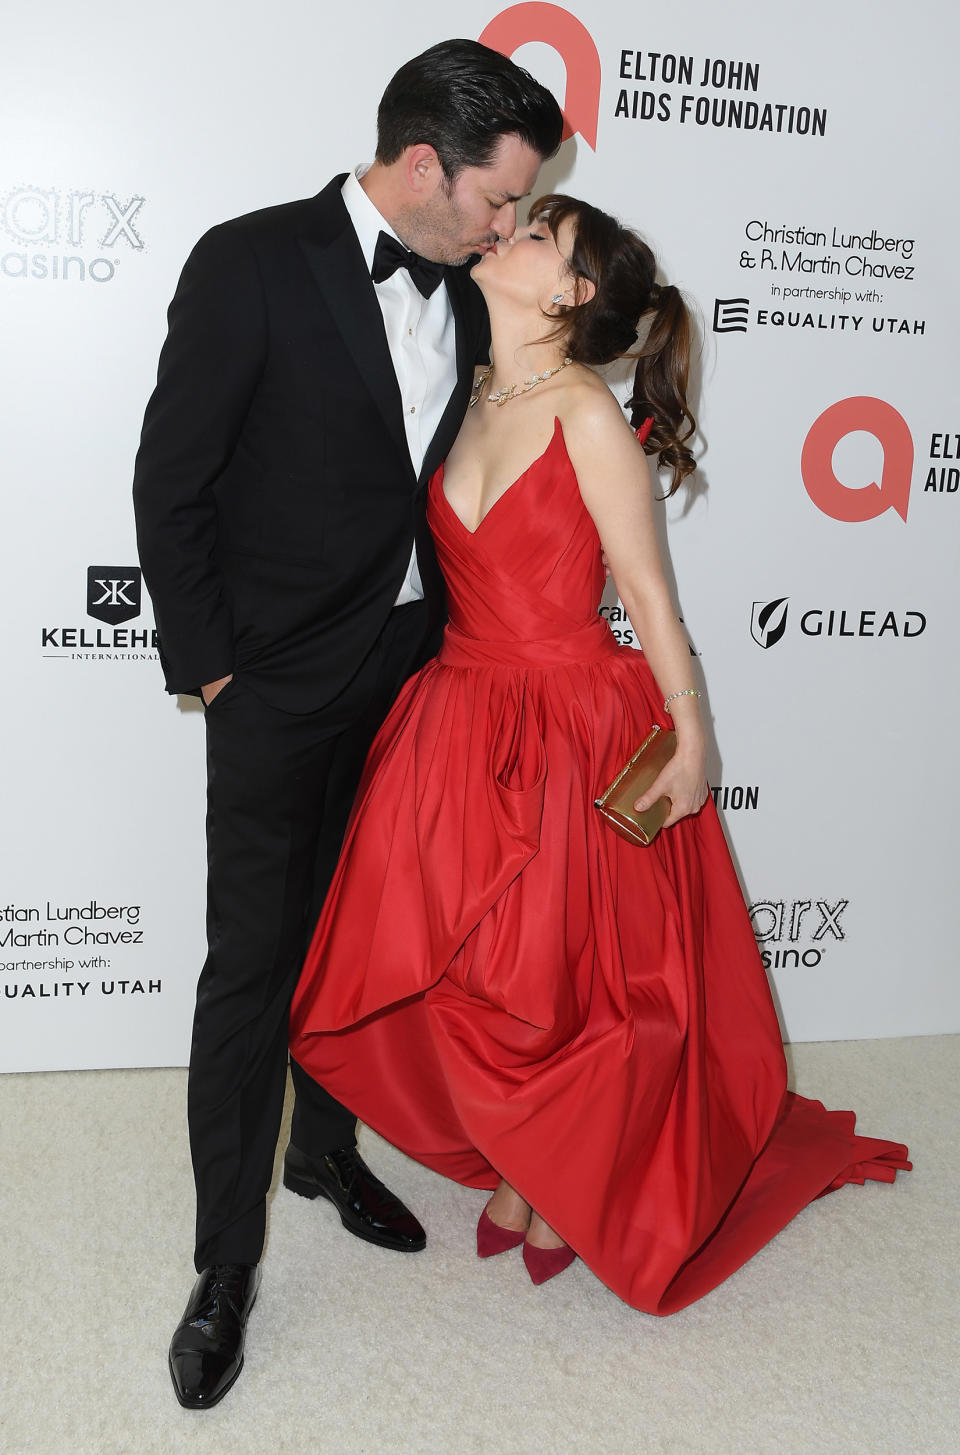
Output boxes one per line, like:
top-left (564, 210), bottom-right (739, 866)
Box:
top-left (341, 167), bottom-right (458, 605)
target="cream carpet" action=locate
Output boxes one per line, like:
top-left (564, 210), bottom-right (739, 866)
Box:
top-left (0, 1036), bottom-right (955, 1455)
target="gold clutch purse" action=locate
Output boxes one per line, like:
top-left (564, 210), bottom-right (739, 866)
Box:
top-left (594, 725), bottom-right (677, 846)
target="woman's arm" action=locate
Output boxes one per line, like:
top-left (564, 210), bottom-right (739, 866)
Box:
top-left (563, 389), bottom-right (709, 827)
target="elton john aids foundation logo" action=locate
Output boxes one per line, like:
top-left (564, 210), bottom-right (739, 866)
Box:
top-left (801, 396), bottom-right (913, 523)
top-left (480, 4), bottom-right (602, 149)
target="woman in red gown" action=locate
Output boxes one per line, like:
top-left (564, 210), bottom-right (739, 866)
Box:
top-left (290, 195), bottom-right (909, 1313)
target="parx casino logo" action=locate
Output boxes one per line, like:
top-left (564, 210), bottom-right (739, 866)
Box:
top-left (750, 896), bottom-right (848, 971)
top-left (1, 185), bottom-right (146, 285)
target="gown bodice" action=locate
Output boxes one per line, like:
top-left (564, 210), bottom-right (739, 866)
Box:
top-left (429, 418), bottom-right (620, 668)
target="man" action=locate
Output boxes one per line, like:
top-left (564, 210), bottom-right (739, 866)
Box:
top-left (133, 39), bottom-right (562, 1409)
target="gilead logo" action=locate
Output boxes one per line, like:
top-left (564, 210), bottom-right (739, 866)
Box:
top-left (801, 396), bottom-right (913, 523)
top-left (480, 4), bottom-right (601, 149)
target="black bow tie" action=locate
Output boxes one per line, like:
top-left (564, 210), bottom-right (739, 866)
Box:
top-left (371, 231), bottom-right (445, 298)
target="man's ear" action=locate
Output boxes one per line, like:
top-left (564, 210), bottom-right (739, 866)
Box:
top-left (402, 144), bottom-right (444, 195)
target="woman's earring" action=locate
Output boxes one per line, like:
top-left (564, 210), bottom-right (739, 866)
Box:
top-left (551, 293), bottom-right (565, 305)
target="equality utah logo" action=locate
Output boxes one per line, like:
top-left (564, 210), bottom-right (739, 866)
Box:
top-left (86, 567), bottom-right (142, 625)
top-left (713, 297), bottom-right (750, 333)
top-left (480, 4), bottom-right (602, 149)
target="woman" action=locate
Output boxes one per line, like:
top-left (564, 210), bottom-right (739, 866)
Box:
top-left (289, 196), bottom-right (909, 1312)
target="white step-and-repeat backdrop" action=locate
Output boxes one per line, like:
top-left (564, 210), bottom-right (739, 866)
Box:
top-left (2, 1), bottom-right (956, 1070)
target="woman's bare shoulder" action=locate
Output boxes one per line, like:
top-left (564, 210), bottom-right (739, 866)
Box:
top-left (558, 370), bottom-right (636, 451)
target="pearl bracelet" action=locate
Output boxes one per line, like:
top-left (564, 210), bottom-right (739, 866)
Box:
top-left (663, 688), bottom-right (701, 714)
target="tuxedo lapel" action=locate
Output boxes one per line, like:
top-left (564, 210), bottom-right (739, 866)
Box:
top-left (299, 181), bottom-right (413, 480)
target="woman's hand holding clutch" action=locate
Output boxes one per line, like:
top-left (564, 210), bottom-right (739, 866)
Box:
top-left (634, 738), bottom-right (709, 829)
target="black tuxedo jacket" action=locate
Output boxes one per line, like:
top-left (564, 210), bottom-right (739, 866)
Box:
top-left (133, 175), bottom-right (489, 711)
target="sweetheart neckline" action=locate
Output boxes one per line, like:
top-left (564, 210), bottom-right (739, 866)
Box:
top-left (436, 417), bottom-right (565, 537)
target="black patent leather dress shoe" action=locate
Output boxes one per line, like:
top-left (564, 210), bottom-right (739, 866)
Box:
top-left (168, 1262), bottom-right (261, 1409)
top-left (283, 1143), bottom-right (426, 1252)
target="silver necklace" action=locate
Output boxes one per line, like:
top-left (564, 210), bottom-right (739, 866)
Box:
top-left (469, 356), bottom-right (573, 408)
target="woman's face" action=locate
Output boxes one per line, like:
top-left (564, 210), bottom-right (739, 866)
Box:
top-left (471, 213), bottom-right (579, 312)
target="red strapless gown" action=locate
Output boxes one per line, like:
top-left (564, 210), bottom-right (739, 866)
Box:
top-left (290, 419), bottom-right (909, 1314)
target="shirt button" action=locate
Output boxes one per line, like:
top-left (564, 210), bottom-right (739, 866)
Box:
top-left (409, 405), bottom-right (416, 414)
top-left (408, 328), bottom-right (413, 336)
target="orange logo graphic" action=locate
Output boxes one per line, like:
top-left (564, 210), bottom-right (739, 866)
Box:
top-left (480, 4), bottom-right (601, 149)
top-left (801, 396), bottom-right (913, 523)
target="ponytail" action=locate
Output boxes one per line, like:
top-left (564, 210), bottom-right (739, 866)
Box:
top-left (627, 283), bottom-right (696, 496)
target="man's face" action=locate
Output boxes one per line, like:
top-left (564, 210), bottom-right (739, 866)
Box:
top-left (399, 134), bottom-right (544, 265)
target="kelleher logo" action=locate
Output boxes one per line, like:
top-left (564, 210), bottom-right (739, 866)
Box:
top-left (480, 5), bottom-right (602, 149)
top-left (1, 185), bottom-right (146, 285)
top-left (41, 565), bottom-right (158, 662)
top-left (86, 567), bottom-right (141, 626)
top-left (750, 595), bottom-right (925, 647)
top-left (713, 297), bottom-right (750, 333)
top-left (751, 597), bottom-right (789, 649)
top-left (802, 397), bottom-right (913, 523)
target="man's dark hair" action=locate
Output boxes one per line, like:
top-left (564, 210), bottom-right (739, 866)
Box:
top-left (376, 39), bottom-right (564, 179)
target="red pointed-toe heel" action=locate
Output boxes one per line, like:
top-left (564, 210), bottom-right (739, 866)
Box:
top-left (477, 1205), bottom-right (527, 1258)
top-left (522, 1240), bottom-right (576, 1284)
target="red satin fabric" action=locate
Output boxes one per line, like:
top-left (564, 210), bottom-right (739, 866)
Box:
top-left (290, 419), bottom-right (909, 1314)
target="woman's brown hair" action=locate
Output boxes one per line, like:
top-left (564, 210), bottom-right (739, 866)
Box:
top-left (531, 195), bottom-right (696, 494)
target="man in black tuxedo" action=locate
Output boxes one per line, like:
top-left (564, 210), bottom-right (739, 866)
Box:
top-left (133, 40), bottom-right (562, 1409)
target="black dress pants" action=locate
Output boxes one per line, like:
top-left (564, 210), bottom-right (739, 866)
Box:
top-left (189, 602), bottom-right (430, 1269)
